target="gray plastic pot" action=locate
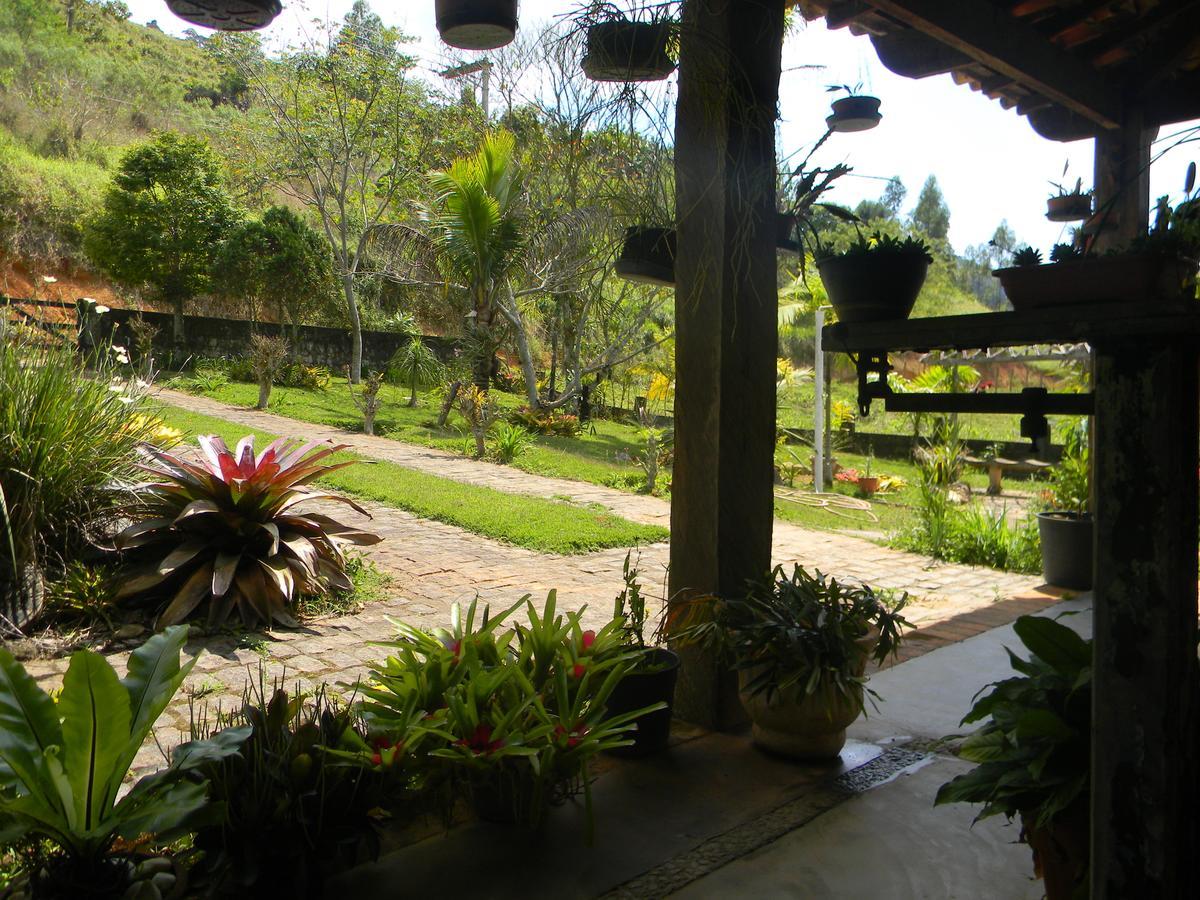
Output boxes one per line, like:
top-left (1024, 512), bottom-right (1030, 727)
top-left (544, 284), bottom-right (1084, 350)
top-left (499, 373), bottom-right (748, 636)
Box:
top-left (1037, 511), bottom-right (1093, 590)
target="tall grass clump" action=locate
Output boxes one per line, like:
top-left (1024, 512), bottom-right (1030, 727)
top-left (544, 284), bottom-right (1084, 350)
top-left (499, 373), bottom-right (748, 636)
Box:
top-left (0, 335), bottom-right (157, 628)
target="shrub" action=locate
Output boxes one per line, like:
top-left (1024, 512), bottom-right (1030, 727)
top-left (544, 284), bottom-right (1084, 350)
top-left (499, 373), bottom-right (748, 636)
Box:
top-left (188, 679), bottom-right (404, 893)
top-left (509, 406), bottom-right (583, 437)
top-left (249, 333), bottom-right (289, 410)
top-left (489, 421), bottom-right (535, 464)
top-left (388, 336), bottom-right (444, 407)
top-left (0, 336), bottom-right (158, 627)
top-left (115, 435), bottom-right (381, 627)
top-left (278, 360), bottom-right (331, 390)
top-left (0, 628), bottom-right (248, 897)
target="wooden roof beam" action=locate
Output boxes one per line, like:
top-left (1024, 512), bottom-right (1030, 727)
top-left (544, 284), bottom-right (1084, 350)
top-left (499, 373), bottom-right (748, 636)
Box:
top-left (861, 0), bottom-right (1122, 128)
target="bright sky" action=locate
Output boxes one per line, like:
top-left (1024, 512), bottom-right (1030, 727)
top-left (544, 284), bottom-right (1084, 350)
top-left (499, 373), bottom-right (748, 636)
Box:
top-left (130, 0), bottom-right (1198, 255)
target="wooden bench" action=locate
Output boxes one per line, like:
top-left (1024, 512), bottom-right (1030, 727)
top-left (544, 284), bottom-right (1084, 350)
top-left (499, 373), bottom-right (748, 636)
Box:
top-left (963, 455), bottom-right (1053, 495)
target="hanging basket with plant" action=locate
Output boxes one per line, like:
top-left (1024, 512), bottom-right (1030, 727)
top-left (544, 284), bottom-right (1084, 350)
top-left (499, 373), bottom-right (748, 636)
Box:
top-left (164, 0), bottom-right (282, 30)
top-left (579, 3), bottom-right (677, 82)
top-left (435, 0), bottom-right (519, 50)
top-left (615, 226), bottom-right (677, 286)
top-left (825, 84), bottom-right (882, 133)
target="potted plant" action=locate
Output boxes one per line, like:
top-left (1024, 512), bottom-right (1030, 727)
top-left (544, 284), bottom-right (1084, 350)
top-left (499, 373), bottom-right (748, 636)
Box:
top-left (816, 231), bottom-right (934, 323)
top-left (579, 3), bottom-right (677, 83)
top-left (165, 0), bottom-right (281, 31)
top-left (856, 450), bottom-right (879, 496)
top-left (615, 225), bottom-right (676, 286)
top-left (995, 164), bottom-right (1200, 309)
top-left (602, 552), bottom-right (681, 757)
top-left (435, 0), bottom-right (519, 50)
top-left (1037, 419), bottom-right (1092, 590)
top-left (825, 83), bottom-right (882, 133)
top-left (1047, 166), bottom-right (1092, 222)
top-left (935, 615), bottom-right (1091, 900)
top-left (674, 565), bottom-right (909, 759)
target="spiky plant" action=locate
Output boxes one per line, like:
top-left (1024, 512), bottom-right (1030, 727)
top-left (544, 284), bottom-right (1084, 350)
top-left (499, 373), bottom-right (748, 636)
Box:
top-left (115, 435), bottom-right (381, 627)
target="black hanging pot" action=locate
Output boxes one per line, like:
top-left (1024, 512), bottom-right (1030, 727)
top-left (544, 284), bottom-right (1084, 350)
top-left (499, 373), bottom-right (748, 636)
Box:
top-left (582, 21), bottom-right (676, 82)
top-left (827, 95), bottom-right (882, 133)
top-left (1037, 511), bottom-right (1093, 590)
top-left (164, 0), bottom-right (281, 30)
top-left (1046, 194), bottom-right (1092, 222)
top-left (435, 0), bottom-right (518, 50)
top-left (616, 226), bottom-right (676, 287)
top-left (604, 648), bottom-right (680, 758)
top-left (777, 212), bottom-right (800, 252)
top-left (816, 251), bottom-right (929, 323)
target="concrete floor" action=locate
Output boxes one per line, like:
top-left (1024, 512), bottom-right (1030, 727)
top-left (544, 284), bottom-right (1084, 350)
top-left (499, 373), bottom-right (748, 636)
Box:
top-left (333, 598), bottom-right (1091, 899)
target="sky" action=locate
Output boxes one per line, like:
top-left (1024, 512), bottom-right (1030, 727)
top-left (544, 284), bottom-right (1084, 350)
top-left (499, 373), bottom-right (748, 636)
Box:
top-left (129, 0), bottom-right (1198, 256)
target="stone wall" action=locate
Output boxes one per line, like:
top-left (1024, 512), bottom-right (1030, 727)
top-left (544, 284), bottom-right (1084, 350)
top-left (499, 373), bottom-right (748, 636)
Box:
top-left (98, 307), bottom-right (456, 372)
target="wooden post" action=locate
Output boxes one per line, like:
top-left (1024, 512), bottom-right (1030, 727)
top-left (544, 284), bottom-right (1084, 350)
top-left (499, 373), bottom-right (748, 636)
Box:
top-left (668, 0), bottom-right (784, 728)
top-left (1091, 110), bottom-right (1152, 251)
top-left (1091, 337), bottom-right (1199, 899)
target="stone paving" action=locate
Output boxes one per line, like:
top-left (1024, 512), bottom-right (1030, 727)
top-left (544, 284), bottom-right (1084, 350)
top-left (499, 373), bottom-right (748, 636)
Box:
top-left (18, 388), bottom-right (1062, 777)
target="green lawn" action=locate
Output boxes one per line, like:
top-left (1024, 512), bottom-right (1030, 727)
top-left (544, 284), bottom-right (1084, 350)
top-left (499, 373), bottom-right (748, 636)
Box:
top-left (172, 378), bottom-right (648, 492)
top-left (154, 406), bottom-right (668, 555)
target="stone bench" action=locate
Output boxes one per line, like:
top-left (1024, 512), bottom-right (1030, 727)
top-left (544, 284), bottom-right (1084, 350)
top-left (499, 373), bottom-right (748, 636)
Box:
top-left (963, 455), bottom-right (1053, 495)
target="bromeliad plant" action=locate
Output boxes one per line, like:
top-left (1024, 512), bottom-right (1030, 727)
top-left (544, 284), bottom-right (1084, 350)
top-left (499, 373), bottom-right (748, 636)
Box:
top-left (0, 627), bottom-right (248, 897)
top-left (115, 435), bottom-right (381, 628)
top-left (354, 593), bottom-right (659, 828)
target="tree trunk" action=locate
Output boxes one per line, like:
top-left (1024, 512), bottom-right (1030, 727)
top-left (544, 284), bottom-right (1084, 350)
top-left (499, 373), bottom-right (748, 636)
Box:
top-left (408, 377), bottom-right (418, 407)
top-left (363, 411), bottom-right (375, 436)
top-left (472, 423), bottom-right (486, 458)
top-left (438, 381), bottom-right (461, 428)
top-left (512, 319), bottom-right (541, 409)
top-left (256, 379), bottom-right (271, 410)
top-left (343, 274), bottom-right (363, 384)
top-left (172, 294), bottom-right (185, 348)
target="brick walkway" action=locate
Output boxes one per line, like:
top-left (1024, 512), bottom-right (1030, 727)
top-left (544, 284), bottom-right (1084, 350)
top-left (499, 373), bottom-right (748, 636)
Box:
top-left (19, 389), bottom-right (1062, 777)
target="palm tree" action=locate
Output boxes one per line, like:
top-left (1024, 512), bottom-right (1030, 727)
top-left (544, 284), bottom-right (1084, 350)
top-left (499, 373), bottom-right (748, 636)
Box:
top-left (389, 336), bottom-right (444, 407)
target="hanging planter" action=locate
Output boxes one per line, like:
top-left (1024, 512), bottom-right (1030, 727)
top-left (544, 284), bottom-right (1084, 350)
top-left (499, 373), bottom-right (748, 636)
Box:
top-left (165, 0), bottom-right (281, 30)
top-left (826, 94), bottom-right (882, 133)
top-left (1046, 193), bottom-right (1092, 222)
top-left (615, 226), bottom-right (676, 287)
top-left (582, 19), bottom-right (676, 82)
top-left (776, 212), bottom-right (800, 252)
top-left (435, 0), bottom-right (519, 51)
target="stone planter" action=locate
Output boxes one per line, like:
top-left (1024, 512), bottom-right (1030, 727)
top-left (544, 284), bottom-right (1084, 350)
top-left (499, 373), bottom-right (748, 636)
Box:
top-left (737, 631), bottom-right (876, 760)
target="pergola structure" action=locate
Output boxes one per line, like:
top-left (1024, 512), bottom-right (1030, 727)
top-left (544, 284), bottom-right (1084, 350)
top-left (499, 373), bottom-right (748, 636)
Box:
top-left (164, 1), bottom-right (1197, 896)
top-left (664, 3), bottom-right (1198, 899)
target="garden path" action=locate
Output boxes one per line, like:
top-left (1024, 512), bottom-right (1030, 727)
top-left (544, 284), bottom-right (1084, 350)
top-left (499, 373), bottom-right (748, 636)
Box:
top-left (19, 389), bottom-right (1060, 780)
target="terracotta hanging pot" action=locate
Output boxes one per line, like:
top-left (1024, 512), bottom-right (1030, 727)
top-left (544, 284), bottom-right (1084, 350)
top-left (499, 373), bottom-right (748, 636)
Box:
top-left (435, 0), bottom-right (519, 50)
top-left (582, 21), bottom-right (676, 82)
top-left (826, 95), bottom-right (882, 133)
top-left (615, 226), bottom-right (676, 287)
top-left (1046, 194), bottom-right (1092, 222)
top-left (164, 0), bottom-right (282, 30)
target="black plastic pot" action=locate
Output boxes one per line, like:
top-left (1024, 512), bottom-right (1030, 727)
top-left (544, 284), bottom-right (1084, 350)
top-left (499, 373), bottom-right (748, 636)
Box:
top-left (816, 252), bottom-right (929, 323)
top-left (165, 0), bottom-right (281, 30)
top-left (435, 0), bottom-right (518, 50)
top-left (1046, 194), bottom-right (1091, 222)
top-left (777, 212), bottom-right (800, 252)
top-left (827, 95), bottom-right (882, 133)
top-left (604, 648), bottom-right (680, 758)
top-left (616, 226), bottom-right (676, 287)
top-left (582, 21), bottom-right (676, 82)
top-left (1037, 511), bottom-right (1093, 591)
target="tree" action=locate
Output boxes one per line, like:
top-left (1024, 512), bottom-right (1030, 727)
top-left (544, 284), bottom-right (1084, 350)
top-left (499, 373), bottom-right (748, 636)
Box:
top-left (911, 174), bottom-right (950, 240)
top-left (242, 8), bottom-right (437, 382)
top-left (213, 206), bottom-right (336, 334)
top-left (882, 176), bottom-right (907, 217)
top-left (388, 336), bottom-right (443, 407)
top-left (86, 132), bottom-right (239, 345)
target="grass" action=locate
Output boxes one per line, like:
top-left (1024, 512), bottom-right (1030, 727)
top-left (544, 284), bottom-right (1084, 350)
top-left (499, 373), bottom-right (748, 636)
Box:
top-left (153, 405), bottom-right (669, 555)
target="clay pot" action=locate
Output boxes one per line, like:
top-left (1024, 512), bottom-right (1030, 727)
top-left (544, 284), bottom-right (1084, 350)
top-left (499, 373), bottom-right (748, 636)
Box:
top-left (1046, 194), bottom-right (1091, 222)
top-left (1022, 802), bottom-right (1089, 900)
top-left (994, 253), bottom-right (1198, 310)
top-left (736, 631), bottom-right (877, 760)
top-left (857, 475), bottom-right (880, 495)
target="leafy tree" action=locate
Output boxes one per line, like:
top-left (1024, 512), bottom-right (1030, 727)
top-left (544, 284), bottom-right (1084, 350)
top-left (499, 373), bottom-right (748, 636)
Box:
top-left (85, 131), bottom-right (239, 345)
top-left (882, 176), bottom-right (907, 217)
top-left (213, 205), bottom-right (336, 334)
top-left (242, 9), bottom-right (440, 382)
top-left (911, 174), bottom-right (950, 240)
top-left (388, 336), bottom-right (443, 407)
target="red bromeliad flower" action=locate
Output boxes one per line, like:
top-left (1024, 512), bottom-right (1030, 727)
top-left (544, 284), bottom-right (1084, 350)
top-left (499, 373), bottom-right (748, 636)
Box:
top-left (458, 723), bottom-right (505, 754)
top-left (554, 723), bottom-right (590, 749)
top-left (572, 663), bottom-right (586, 679)
top-left (581, 630), bottom-right (596, 651)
